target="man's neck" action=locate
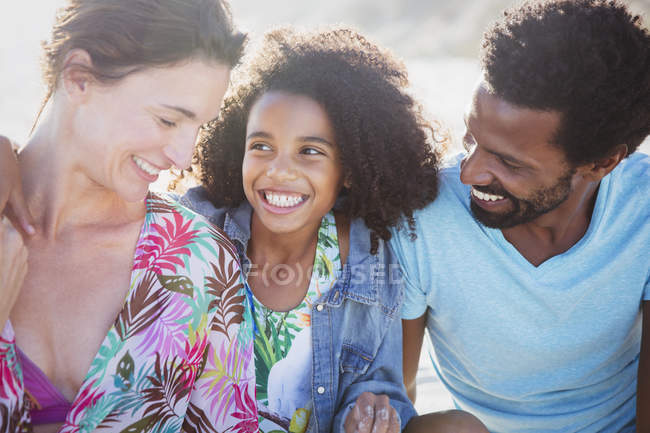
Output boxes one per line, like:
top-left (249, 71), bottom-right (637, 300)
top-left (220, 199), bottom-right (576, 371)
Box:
top-left (501, 181), bottom-right (600, 266)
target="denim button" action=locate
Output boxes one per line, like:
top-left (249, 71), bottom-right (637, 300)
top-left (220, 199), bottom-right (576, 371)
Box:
top-left (317, 386), bottom-right (325, 394)
top-left (316, 304), bottom-right (324, 312)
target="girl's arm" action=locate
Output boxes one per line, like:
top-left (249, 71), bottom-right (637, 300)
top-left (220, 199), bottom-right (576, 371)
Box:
top-left (0, 136), bottom-right (34, 235)
top-left (335, 307), bottom-right (417, 433)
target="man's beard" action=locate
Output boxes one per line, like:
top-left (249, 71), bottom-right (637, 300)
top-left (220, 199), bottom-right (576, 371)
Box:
top-left (470, 169), bottom-right (575, 229)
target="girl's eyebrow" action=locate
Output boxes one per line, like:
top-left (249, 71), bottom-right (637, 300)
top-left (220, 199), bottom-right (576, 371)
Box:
top-left (299, 136), bottom-right (333, 147)
top-left (246, 131), bottom-right (273, 140)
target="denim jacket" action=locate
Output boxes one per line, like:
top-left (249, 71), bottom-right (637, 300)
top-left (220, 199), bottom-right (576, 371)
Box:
top-left (180, 187), bottom-right (417, 433)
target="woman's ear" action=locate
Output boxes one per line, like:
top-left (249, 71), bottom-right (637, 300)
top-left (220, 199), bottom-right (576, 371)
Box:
top-left (60, 49), bottom-right (95, 101)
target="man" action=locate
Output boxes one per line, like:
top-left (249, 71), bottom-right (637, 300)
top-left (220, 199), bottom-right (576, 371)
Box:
top-left (390, 0), bottom-right (650, 431)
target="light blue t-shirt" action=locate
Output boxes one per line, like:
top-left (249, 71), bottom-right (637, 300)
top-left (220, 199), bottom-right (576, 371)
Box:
top-left (390, 152), bottom-right (650, 433)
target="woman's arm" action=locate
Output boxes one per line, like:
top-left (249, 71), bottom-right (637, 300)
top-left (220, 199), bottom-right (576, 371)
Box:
top-left (0, 136), bottom-right (34, 235)
top-left (0, 216), bottom-right (28, 327)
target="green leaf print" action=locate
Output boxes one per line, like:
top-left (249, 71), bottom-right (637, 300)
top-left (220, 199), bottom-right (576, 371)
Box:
top-left (88, 329), bottom-right (125, 382)
top-left (157, 275), bottom-right (194, 297)
top-left (119, 414), bottom-right (157, 433)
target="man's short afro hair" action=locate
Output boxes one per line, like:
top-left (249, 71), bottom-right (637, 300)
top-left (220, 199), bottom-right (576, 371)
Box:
top-left (480, 0), bottom-right (650, 166)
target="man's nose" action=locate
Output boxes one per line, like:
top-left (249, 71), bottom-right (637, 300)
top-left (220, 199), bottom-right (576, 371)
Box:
top-left (460, 147), bottom-right (493, 186)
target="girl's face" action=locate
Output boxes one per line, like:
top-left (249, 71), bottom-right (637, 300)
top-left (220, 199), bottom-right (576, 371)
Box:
top-left (242, 91), bottom-right (344, 236)
top-left (69, 58), bottom-right (230, 202)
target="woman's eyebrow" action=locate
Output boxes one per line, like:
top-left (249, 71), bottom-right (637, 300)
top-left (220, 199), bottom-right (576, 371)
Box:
top-left (162, 104), bottom-right (196, 120)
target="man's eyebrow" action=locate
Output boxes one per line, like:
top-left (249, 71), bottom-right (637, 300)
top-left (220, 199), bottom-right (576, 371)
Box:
top-left (486, 148), bottom-right (528, 167)
top-left (246, 131), bottom-right (273, 140)
top-left (298, 136), bottom-right (334, 147)
top-left (162, 104), bottom-right (196, 120)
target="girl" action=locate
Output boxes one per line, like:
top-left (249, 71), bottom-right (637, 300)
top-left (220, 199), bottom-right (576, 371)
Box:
top-left (0, 1), bottom-right (257, 432)
top-left (182, 28), bottom-right (485, 433)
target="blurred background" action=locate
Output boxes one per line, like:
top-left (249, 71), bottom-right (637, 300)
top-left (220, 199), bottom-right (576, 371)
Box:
top-left (1, 0), bottom-right (648, 413)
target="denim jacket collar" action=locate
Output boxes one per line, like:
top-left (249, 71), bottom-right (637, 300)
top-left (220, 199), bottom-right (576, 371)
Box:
top-left (219, 203), bottom-right (382, 309)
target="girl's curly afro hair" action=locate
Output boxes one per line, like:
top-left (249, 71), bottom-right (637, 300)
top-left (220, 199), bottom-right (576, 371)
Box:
top-left (196, 27), bottom-right (442, 254)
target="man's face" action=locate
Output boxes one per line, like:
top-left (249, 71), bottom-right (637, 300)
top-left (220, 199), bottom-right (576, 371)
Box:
top-left (460, 81), bottom-right (577, 229)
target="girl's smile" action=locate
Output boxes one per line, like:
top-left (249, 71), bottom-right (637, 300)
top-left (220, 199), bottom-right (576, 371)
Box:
top-left (242, 91), bottom-right (344, 236)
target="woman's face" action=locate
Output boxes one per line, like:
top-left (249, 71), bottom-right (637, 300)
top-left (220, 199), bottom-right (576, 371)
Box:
top-left (242, 91), bottom-right (344, 237)
top-left (70, 59), bottom-right (230, 202)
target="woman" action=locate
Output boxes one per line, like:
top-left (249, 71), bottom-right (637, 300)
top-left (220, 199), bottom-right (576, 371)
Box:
top-left (0, 1), bottom-right (257, 432)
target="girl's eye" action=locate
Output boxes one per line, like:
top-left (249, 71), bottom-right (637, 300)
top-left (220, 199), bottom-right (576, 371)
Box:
top-left (250, 142), bottom-right (271, 151)
top-left (301, 147), bottom-right (324, 156)
top-left (158, 117), bottom-right (177, 128)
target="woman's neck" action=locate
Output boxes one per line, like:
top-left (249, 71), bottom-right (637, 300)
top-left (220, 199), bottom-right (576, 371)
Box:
top-left (18, 119), bottom-right (144, 241)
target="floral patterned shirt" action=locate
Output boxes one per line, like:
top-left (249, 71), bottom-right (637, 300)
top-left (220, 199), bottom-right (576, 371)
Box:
top-left (0, 193), bottom-right (258, 433)
top-left (250, 212), bottom-right (340, 433)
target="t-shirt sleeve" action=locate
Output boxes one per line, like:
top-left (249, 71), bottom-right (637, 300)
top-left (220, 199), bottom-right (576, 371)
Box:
top-left (388, 227), bottom-right (428, 320)
top-left (644, 273), bottom-right (650, 301)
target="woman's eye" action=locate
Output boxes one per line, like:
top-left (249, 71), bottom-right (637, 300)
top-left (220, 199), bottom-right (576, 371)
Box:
top-left (158, 117), bottom-right (177, 128)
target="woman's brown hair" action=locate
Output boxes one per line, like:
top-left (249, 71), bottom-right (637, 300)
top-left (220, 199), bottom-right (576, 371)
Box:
top-left (37, 0), bottom-right (246, 121)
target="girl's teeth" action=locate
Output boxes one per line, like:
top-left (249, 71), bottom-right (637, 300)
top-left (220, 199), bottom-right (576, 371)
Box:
top-left (264, 192), bottom-right (305, 208)
top-left (133, 156), bottom-right (161, 176)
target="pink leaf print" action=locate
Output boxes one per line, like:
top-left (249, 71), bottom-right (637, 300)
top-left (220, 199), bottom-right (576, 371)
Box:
top-left (135, 295), bottom-right (191, 358)
top-left (229, 383), bottom-right (258, 433)
top-left (180, 332), bottom-right (209, 389)
top-left (0, 333), bottom-right (20, 401)
top-left (60, 380), bottom-right (105, 433)
top-left (133, 211), bottom-right (199, 274)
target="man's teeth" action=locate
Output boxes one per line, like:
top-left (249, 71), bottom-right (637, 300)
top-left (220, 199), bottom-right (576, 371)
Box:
top-left (472, 188), bottom-right (505, 202)
top-left (264, 192), bottom-right (305, 208)
top-left (133, 156), bottom-right (161, 176)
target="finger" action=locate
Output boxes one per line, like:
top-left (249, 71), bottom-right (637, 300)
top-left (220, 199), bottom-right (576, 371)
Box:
top-left (355, 392), bottom-right (376, 433)
top-left (8, 185), bottom-right (35, 235)
top-left (387, 407), bottom-right (400, 433)
top-left (370, 395), bottom-right (391, 433)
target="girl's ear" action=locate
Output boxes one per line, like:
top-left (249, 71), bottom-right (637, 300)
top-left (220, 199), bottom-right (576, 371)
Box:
top-left (60, 49), bottom-right (95, 102)
top-left (343, 175), bottom-right (352, 189)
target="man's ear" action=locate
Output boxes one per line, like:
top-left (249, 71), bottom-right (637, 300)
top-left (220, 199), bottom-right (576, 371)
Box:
top-left (60, 49), bottom-right (95, 101)
top-left (578, 143), bottom-right (628, 182)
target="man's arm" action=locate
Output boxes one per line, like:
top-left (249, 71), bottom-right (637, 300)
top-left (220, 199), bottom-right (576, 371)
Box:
top-left (402, 313), bottom-right (427, 403)
top-left (638, 301), bottom-right (649, 432)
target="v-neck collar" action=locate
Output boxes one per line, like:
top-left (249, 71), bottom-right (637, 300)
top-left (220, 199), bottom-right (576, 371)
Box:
top-left (485, 175), bottom-right (611, 272)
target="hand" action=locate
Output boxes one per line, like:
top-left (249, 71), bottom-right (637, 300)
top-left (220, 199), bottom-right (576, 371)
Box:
top-left (344, 392), bottom-right (400, 433)
top-left (0, 136), bottom-right (34, 235)
top-left (0, 216), bottom-right (28, 326)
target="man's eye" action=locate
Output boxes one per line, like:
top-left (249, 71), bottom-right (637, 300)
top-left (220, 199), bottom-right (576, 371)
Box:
top-left (462, 133), bottom-right (476, 152)
top-left (501, 158), bottom-right (522, 170)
